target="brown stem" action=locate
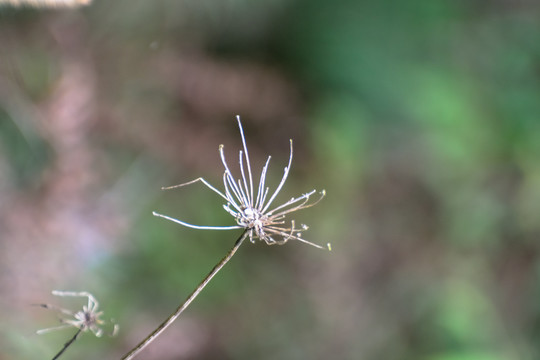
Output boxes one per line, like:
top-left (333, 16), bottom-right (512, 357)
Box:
top-left (52, 327), bottom-right (82, 360)
top-left (121, 230), bottom-right (248, 360)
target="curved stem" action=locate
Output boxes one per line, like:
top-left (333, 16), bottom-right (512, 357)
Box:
top-left (121, 230), bottom-right (249, 360)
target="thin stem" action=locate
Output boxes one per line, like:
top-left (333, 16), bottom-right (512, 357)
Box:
top-left (51, 327), bottom-right (82, 360)
top-left (121, 230), bottom-right (249, 360)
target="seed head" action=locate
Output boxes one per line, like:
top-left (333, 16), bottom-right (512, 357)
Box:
top-left (36, 290), bottom-right (118, 337)
top-left (153, 116), bottom-right (330, 250)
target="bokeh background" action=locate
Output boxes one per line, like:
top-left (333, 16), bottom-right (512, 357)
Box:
top-left (1, 0), bottom-right (540, 359)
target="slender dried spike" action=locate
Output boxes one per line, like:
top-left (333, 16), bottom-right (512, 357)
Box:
top-left (36, 324), bottom-right (74, 335)
top-left (266, 190), bottom-right (317, 216)
top-left (270, 190), bottom-right (326, 218)
top-left (223, 203), bottom-right (239, 217)
top-left (222, 173), bottom-right (242, 212)
top-left (224, 169), bottom-right (246, 208)
top-left (162, 178), bottom-right (231, 205)
top-left (236, 115), bottom-right (254, 205)
top-left (219, 146), bottom-right (246, 204)
top-left (259, 187), bottom-right (270, 211)
top-left (224, 170), bottom-right (247, 208)
top-left (153, 211), bottom-right (242, 231)
top-left (33, 303), bottom-right (74, 317)
top-left (255, 156), bottom-right (272, 209)
top-left (261, 140), bottom-right (294, 213)
top-left (238, 150), bottom-right (252, 205)
top-left (237, 178), bottom-right (250, 206)
top-left (265, 227), bottom-right (326, 249)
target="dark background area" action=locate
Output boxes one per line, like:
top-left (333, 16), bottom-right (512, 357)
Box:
top-left (1, 0), bottom-right (539, 359)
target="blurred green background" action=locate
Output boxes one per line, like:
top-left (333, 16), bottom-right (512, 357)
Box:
top-left (1, 0), bottom-right (539, 359)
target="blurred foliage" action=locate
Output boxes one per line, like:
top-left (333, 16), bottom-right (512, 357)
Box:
top-left (1, 0), bottom-right (540, 359)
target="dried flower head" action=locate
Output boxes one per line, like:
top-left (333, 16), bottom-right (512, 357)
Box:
top-left (153, 115), bottom-right (329, 250)
top-left (122, 116), bottom-right (329, 360)
top-left (36, 290), bottom-right (118, 337)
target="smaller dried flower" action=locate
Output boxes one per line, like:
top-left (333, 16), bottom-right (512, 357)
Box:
top-left (36, 290), bottom-right (118, 337)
